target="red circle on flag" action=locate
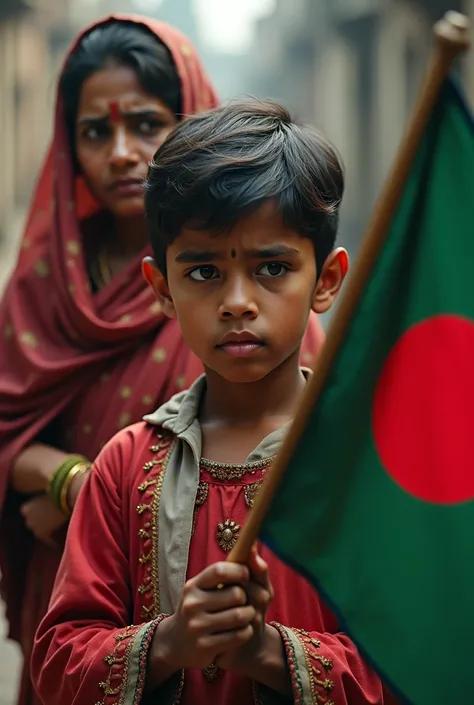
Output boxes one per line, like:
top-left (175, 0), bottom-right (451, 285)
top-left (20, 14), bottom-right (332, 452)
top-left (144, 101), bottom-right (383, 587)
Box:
top-left (372, 315), bottom-right (474, 504)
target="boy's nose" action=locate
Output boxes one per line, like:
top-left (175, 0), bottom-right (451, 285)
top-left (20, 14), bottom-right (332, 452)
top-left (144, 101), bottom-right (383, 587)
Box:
top-left (218, 278), bottom-right (258, 319)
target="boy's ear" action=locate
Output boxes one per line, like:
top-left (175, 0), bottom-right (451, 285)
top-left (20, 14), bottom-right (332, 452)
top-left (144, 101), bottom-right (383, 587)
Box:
top-left (311, 247), bottom-right (349, 314)
top-left (142, 257), bottom-right (177, 319)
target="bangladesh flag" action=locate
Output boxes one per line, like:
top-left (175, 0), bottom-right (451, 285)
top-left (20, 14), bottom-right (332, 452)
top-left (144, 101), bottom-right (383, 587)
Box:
top-left (261, 77), bottom-right (474, 705)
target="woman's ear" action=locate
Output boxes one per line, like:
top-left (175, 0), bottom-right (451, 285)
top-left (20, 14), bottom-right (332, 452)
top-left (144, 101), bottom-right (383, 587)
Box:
top-left (311, 248), bottom-right (349, 314)
top-left (142, 257), bottom-right (176, 319)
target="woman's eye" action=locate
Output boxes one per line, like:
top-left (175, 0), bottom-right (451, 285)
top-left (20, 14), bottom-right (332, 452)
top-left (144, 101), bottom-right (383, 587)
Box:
top-left (81, 126), bottom-right (107, 140)
top-left (188, 266), bottom-right (219, 281)
top-left (258, 262), bottom-right (289, 277)
top-left (137, 119), bottom-right (161, 135)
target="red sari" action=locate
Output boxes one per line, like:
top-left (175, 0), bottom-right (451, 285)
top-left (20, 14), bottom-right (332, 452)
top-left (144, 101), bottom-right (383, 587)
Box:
top-left (32, 379), bottom-right (396, 705)
top-left (0, 13), bottom-right (325, 705)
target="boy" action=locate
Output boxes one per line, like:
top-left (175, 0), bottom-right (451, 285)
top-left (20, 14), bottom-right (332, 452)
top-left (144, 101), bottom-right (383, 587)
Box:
top-left (32, 101), bottom-right (395, 705)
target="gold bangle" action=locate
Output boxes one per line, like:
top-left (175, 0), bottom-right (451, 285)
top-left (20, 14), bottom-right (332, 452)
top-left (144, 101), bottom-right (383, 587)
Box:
top-left (59, 462), bottom-right (91, 518)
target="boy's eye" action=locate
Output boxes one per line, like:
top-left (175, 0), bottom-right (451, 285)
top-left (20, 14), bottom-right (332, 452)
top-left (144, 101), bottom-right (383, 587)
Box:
top-left (258, 262), bottom-right (289, 277)
top-left (188, 265), bottom-right (219, 281)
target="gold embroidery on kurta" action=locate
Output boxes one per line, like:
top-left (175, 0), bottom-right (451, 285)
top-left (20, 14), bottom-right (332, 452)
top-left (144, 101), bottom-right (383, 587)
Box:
top-left (137, 479), bottom-right (156, 492)
top-left (244, 480), bottom-right (263, 508)
top-left (136, 433), bottom-right (175, 621)
top-left (203, 663), bottom-right (222, 682)
top-left (217, 519), bottom-right (240, 552)
top-left (292, 628), bottom-right (334, 704)
top-left (96, 625), bottom-right (135, 705)
top-left (192, 482), bottom-right (209, 535)
top-left (195, 482), bottom-right (209, 507)
top-left (98, 618), bottom-right (167, 705)
top-left (143, 458), bottom-right (160, 472)
top-left (200, 456), bottom-right (273, 481)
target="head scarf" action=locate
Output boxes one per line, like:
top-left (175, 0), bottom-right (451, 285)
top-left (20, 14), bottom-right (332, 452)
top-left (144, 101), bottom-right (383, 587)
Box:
top-left (0, 14), bottom-right (218, 641)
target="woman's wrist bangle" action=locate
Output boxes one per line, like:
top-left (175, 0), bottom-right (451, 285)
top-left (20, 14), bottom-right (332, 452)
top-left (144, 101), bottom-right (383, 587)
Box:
top-left (59, 462), bottom-right (91, 518)
top-left (48, 454), bottom-right (90, 511)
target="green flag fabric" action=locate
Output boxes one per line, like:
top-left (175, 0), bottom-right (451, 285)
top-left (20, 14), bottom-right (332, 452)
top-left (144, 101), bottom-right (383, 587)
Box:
top-left (261, 77), bottom-right (474, 705)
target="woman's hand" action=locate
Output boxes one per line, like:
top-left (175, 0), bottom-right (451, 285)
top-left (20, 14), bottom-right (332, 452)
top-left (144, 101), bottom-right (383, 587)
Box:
top-left (11, 444), bottom-right (69, 494)
top-left (20, 494), bottom-right (67, 547)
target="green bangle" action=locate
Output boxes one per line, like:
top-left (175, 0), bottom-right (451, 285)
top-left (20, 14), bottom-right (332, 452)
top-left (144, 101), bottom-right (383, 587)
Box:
top-left (49, 455), bottom-right (89, 509)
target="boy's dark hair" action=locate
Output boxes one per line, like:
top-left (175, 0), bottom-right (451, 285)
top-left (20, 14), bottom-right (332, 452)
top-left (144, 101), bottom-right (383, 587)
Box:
top-left (60, 20), bottom-right (181, 164)
top-left (144, 100), bottom-right (344, 277)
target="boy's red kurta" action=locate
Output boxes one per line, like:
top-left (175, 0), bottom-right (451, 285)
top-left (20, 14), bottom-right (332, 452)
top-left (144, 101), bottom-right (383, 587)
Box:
top-left (32, 378), bottom-right (396, 705)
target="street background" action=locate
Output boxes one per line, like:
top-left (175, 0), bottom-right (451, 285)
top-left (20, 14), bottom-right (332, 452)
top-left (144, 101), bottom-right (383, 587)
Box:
top-left (1, 0), bottom-right (474, 700)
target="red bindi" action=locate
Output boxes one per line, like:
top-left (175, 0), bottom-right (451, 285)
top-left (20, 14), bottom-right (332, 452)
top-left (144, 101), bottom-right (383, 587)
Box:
top-left (109, 102), bottom-right (121, 122)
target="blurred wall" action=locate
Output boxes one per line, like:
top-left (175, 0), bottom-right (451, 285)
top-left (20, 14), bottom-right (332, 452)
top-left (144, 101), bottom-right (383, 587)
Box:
top-left (0, 1), bottom-right (75, 244)
top-left (246, 0), bottom-right (470, 262)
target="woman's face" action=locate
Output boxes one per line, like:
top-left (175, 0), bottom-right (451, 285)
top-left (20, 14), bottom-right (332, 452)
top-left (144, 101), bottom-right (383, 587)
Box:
top-left (75, 63), bottom-right (178, 218)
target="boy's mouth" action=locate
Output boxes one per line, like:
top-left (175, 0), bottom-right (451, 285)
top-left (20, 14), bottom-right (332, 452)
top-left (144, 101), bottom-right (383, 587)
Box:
top-left (216, 330), bottom-right (265, 358)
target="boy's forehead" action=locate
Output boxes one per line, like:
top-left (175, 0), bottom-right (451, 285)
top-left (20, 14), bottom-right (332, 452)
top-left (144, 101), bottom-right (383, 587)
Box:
top-left (171, 207), bottom-right (305, 256)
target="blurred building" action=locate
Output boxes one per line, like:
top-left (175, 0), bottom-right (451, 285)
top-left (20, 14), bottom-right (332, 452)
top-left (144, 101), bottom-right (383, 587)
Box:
top-left (246, 0), bottom-right (472, 258)
top-left (0, 0), bottom-right (75, 243)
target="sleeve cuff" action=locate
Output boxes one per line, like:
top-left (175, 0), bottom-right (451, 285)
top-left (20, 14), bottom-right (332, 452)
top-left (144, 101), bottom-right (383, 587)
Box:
top-left (268, 622), bottom-right (335, 705)
top-left (99, 615), bottom-right (177, 705)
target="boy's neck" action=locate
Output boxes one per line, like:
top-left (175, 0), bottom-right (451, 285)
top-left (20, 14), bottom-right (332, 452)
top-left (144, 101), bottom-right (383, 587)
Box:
top-left (201, 352), bottom-right (307, 428)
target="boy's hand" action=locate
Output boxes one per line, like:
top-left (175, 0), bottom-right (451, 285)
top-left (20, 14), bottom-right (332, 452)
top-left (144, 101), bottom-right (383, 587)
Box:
top-left (216, 545), bottom-right (275, 674)
top-left (215, 547), bottom-right (291, 696)
top-left (148, 561), bottom-right (255, 682)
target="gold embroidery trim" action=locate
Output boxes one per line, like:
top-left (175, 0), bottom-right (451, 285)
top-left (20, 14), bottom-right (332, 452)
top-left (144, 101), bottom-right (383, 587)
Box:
top-left (244, 480), bottom-right (263, 508)
top-left (200, 455), bottom-right (274, 481)
top-left (293, 629), bottom-right (334, 705)
top-left (136, 432), bottom-right (175, 621)
top-left (95, 626), bottom-right (136, 705)
top-left (195, 481), bottom-right (209, 507)
top-left (192, 481), bottom-right (209, 535)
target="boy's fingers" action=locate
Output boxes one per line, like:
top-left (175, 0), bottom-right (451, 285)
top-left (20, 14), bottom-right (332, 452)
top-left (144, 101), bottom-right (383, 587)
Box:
top-left (248, 545), bottom-right (268, 577)
top-left (196, 562), bottom-right (249, 590)
top-left (204, 605), bottom-right (256, 634)
top-left (246, 582), bottom-right (272, 608)
top-left (199, 624), bottom-right (253, 652)
top-left (199, 584), bottom-right (248, 613)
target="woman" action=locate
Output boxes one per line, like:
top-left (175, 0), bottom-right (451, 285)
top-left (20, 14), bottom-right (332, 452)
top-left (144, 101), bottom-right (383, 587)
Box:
top-left (0, 14), bottom-right (325, 705)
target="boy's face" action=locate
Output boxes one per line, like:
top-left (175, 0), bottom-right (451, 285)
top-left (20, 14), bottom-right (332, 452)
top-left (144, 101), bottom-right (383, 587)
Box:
top-left (145, 201), bottom-right (347, 384)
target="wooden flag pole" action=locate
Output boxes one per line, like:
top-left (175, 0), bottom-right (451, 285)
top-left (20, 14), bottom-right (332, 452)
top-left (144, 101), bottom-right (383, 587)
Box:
top-left (228, 10), bottom-right (470, 565)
